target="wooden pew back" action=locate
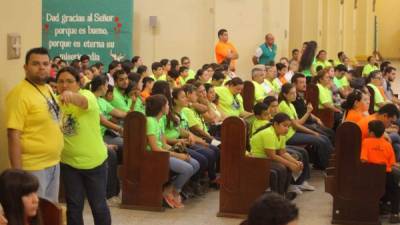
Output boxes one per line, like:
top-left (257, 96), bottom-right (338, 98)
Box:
top-left (121, 112), bottom-right (170, 211)
top-left (366, 85), bottom-right (376, 114)
top-left (39, 198), bottom-right (63, 225)
top-left (241, 80), bottom-right (255, 112)
top-left (218, 116), bottom-right (270, 218)
top-left (305, 83), bottom-right (334, 128)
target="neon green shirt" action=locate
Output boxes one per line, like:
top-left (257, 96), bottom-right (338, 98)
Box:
top-left (97, 97), bottom-right (114, 136)
top-left (60, 89), bottom-right (107, 169)
top-left (110, 88), bottom-right (131, 112)
top-left (272, 78), bottom-right (283, 91)
top-left (253, 81), bottom-right (267, 104)
top-left (182, 107), bottom-right (208, 133)
top-left (149, 74), bottom-right (167, 81)
top-left (146, 116), bottom-right (165, 151)
top-left (278, 101), bottom-right (296, 140)
top-left (214, 86), bottom-right (244, 117)
top-left (362, 64), bottom-right (379, 77)
top-left (252, 118), bottom-right (269, 135)
top-left (312, 60), bottom-right (332, 71)
top-left (133, 96), bottom-right (145, 114)
top-left (178, 72), bottom-right (195, 85)
top-left (317, 83), bottom-right (333, 109)
top-left (250, 126), bottom-right (286, 158)
top-left (367, 83), bottom-right (385, 111)
top-left (333, 76), bottom-right (349, 89)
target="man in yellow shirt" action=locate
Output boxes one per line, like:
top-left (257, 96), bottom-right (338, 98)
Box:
top-left (215, 29), bottom-right (239, 71)
top-left (6, 47), bottom-right (64, 202)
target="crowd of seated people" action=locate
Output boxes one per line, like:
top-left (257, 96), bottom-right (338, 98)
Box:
top-left (3, 37), bottom-right (400, 225)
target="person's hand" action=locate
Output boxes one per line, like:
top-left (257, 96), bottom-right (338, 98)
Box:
top-left (177, 153), bottom-right (190, 162)
top-left (312, 132), bottom-right (320, 137)
top-left (0, 209), bottom-right (7, 225)
top-left (117, 126), bottom-right (124, 136)
top-left (131, 94), bottom-right (137, 103)
top-left (306, 103), bottom-right (313, 114)
top-left (289, 163), bottom-right (302, 173)
top-left (188, 134), bottom-right (196, 145)
top-left (226, 50), bottom-right (233, 59)
top-left (107, 144), bottom-right (118, 151)
top-left (315, 118), bottom-right (324, 126)
top-left (297, 161), bottom-right (304, 170)
top-left (59, 91), bottom-right (75, 105)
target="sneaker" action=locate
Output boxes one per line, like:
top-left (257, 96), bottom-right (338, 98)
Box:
top-left (106, 196), bottom-right (121, 207)
top-left (389, 214), bottom-right (400, 223)
top-left (171, 194), bottom-right (184, 209)
top-left (163, 193), bottom-right (175, 209)
top-left (297, 181), bottom-right (316, 191)
top-left (288, 185), bottom-right (303, 195)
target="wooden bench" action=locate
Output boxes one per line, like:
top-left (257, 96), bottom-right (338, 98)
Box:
top-left (39, 198), bottom-right (63, 225)
top-left (366, 85), bottom-right (376, 114)
top-left (306, 83), bottom-right (334, 128)
top-left (218, 116), bottom-right (270, 218)
top-left (325, 122), bottom-right (386, 225)
top-left (120, 111), bottom-right (170, 211)
top-left (241, 80), bottom-right (255, 112)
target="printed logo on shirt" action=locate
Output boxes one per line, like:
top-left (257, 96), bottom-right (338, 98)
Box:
top-left (61, 113), bottom-right (78, 136)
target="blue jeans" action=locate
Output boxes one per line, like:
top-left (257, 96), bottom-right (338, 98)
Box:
top-left (287, 132), bottom-right (333, 169)
top-left (190, 144), bottom-right (218, 180)
top-left (29, 164), bottom-right (60, 203)
top-left (287, 146), bottom-right (310, 184)
top-left (169, 157), bottom-right (199, 192)
top-left (61, 161), bottom-right (111, 225)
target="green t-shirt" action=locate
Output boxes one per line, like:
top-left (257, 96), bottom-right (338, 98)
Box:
top-left (133, 96), bottom-right (145, 114)
top-left (317, 83), bottom-right (333, 109)
top-left (215, 86), bottom-right (244, 117)
top-left (178, 73), bottom-right (195, 85)
top-left (253, 81), bottom-right (267, 104)
top-left (312, 60), bottom-right (332, 71)
top-left (252, 118), bottom-right (269, 135)
top-left (110, 88), bottom-right (131, 112)
top-left (272, 78), bottom-right (283, 91)
top-left (362, 64), bottom-right (379, 77)
top-left (164, 111), bottom-right (190, 139)
top-left (60, 89), bottom-right (107, 169)
top-left (146, 116), bottom-right (165, 151)
top-left (333, 76), bottom-right (349, 89)
top-left (97, 97), bottom-right (114, 136)
top-left (149, 74), bottom-right (167, 81)
top-left (301, 69), bottom-right (312, 77)
top-left (250, 126), bottom-right (286, 158)
top-left (181, 107), bottom-right (208, 133)
top-left (367, 83), bottom-right (385, 111)
top-left (278, 101), bottom-right (296, 140)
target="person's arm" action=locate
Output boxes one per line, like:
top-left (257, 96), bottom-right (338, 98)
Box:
top-left (109, 108), bottom-right (127, 119)
top-left (191, 102), bottom-right (208, 114)
top-left (189, 125), bottom-right (214, 141)
top-left (265, 148), bottom-right (301, 173)
top-left (252, 56), bottom-right (259, 65)
top-left (59, 91), bottom-right (88, 109)
top-left (239, 111), bottom-right (254, 119)
top-left (297, 103), bottom-right (313, 125)
top-left (7, 129), bottom-right (22, 169)
top-left (291, 120), bottom-right (319, 136)
top-left (100, 115), bottom-right (123, 135)
top-left (147, 135), bottom-right (166, 152)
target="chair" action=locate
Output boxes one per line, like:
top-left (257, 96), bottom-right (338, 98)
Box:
top-left (39, 198), bottom-right (63, 225)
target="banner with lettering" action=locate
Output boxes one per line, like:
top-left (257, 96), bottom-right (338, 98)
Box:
top-left (42, 0), bottom-right (133, 65)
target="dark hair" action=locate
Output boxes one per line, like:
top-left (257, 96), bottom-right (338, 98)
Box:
top-left (291, 73), bottom-right (306, 84)
top-left (226, 77), bottom-right (244, 86)
top-left (108, 60), bottom-right (121, 73)
top-left (276, 63), bottom-right (287, 72)
top-left (25, 47), bottom-right (49, 65)
top-left (316, 50), bottom-right (327, 60)
top-left (94, 62), bottom-right (103, 69)
top-left (335, 64), bottom-right (348, 73)
top-left (112, 69), bottom-right (127, 81)
top-left (241, 192), bottom-right (299, 225)
top-left (367, 56), bottom-right (373, 62)
top-left (314, 69), bottom-right (328, 84)
top-left (151, 62), bottom-right (163, 71)
top-left (89, 75), bottom-right (108, 92)
top-left (341, 89), bottom-right (365, 110)
top-left (180, 56), bottom-right (190, 64)
top-left (383, 66), bottom-right (396, 75)
top-left (0, 169), bottom-right (41, 225)
top-left (299, 41), bottom-right (317, 72)
top-left (172, 87), bottom-right (185, 107)
top-left (254, 113), bottom-right (291, 135)
top-left (125, 81), bottom-right (138, 96)
top-left (106, 84), bottom-right (114, 94)
top-left (278, 83), bottom-right (295, 103)
top-left (128, 72), bottom-right (141, 84)
top-left (131, 56), bottom-right (141, 64)
top-left (179, 66), bottom-right (189, 74)
top-left (368, 120), bottom-right (385, 138)
top-left (151, 81), bottom-right (178, 127)
top-left (212, 70), bottom-right (226, 81)
top-left (377, 103), bottom-right (400, 119)
top-left (380, 61), bottom-right (391, 72)
top-left (292, 49), bottom-right (299, 55)
top-left (217, 28), bottom-right (228, 38)
top-left (253, 103), bottom-right (268, 116)
top-left (182, 84), bottom-right (195, 95)
top-left (137, 65), bottom-right (148, 75)
top-left (53, 56), bottom-right (61, 61)
top-left (145, 94), bottom-right (168, 117)
top-left (160, 59), bottom-right (169, 67)
top-left (202, 64), bottom-right (212, 71)
top-left (170, 59), bottom-right (179, 70)
top-left (337, 51), bottom-right (345, 59)
top-left (80, 54), bottom-right (90, 62)
top-left (366, 70), bottom-right (381, 84)
top-left (167, 70), bottom-right (179, 80)
top-left (195, 69), bottom-right (206, 80)
top-left (122, 60), bottom-right (134, 74)
top-left (263, 96), bottom-right (278, 108)
top-left (142, 77), bottom-right (155, 91)
top-left (56, 66), bottom-right (80, 82)
top-left (204, 83), bottom-right (214, 93)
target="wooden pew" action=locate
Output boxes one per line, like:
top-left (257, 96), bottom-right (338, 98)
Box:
top-left (366, 85), bottom-right (376, 114)
top-left (218, 116), bottom-right (270, 218)
top-left (325, 122), bottom-right (386, 225)
top-left (305, 83), bottom-right (334, 128)
top-left (241, 80), bottom-right (255, 113)
top-left (39, 198), bottom-right (63, 225)
top-left (120, 111), bottom-right (170, 211)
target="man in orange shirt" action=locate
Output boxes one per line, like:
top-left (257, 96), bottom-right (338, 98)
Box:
top-left (361, 120), bottom-right (399, 223)
top-left (215, 29), bottom-right (239, 71)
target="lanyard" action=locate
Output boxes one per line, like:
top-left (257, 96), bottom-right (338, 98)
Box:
top-left (25, 78), bottom-right (60, 121)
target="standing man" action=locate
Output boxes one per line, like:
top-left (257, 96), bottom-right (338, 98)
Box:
top-left (6, 47), bottom-right (64, 202)
top-left (215, 29), bottom-right (239, 71)
top-left (253, 33), bottom-right (277, 65)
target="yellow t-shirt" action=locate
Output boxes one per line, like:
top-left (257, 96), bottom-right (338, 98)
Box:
top-left (253, 81), bottom-right (267, 104)
top-left (317, 83), bottom-right (333, 109)
top-left (6, 80), bottom-right (63, 170)
top-left (278, 101), bottom-right (297, 140)
top-left (214, 86), bottom-right (244, 117)
top-left (250, 126), bottom-right (286, 158)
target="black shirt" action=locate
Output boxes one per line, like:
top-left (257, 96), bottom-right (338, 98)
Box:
top-left (292, 92), bottom-right (314, 124)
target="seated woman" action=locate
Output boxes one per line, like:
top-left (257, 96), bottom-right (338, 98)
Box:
top-left (140, 76), bottom-right (154, 101)
top-left (250, 113), bottom-right (303, 198)
top-left (241, 192), bottom-right (299, 225)
top-left (56, 67), bottom-right (111, 225)
top-left (362, 56), bottom-right (379, 77)
top-left (214, 77), bottom-right (253, 118)
top-left (279, 83), bottom-right (333, 170)
top-left (342, 89), bottom-right (370, 123)
top-left (145, 94), bottom-right (200, 208)
top-left (367, 70), bottom-right (386, 112)
top-left (312, 50), bottom-right (332, 72)
top-left (194, 68), bottom-right (211, 84)
top-left (0, 169), bottom-right (40, 225)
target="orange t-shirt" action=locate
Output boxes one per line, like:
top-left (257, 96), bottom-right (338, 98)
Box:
top-left (140, 90), bottom-right (151, 101)
top-left (279, 76), bottom-right (288, 85)
top-left (215, 41), bottom-right (237, 68)
top-left (361, 137), bottom-right (395, 172)
top-left (345, 109), bottom-right (367, 123)
top-left (356, 114), bottom-right (377, 139)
